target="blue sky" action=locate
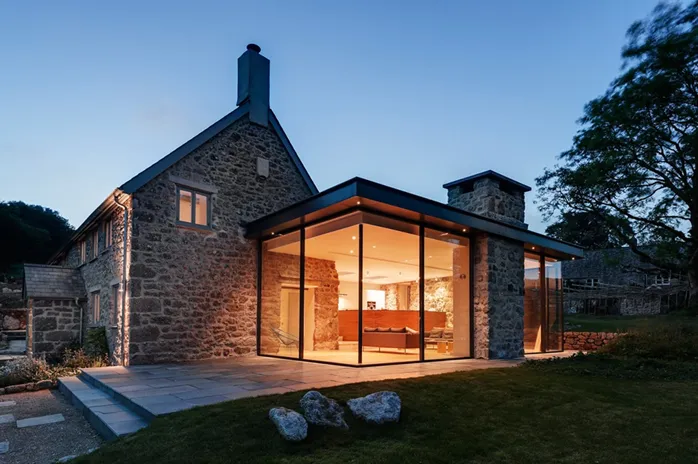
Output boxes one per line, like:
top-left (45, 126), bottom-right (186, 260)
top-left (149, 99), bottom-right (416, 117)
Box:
top-left (0, 0), bottom-right (662, 233)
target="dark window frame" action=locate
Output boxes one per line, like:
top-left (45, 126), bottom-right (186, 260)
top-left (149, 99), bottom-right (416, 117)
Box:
top-left (90, 229), bottom-right (99, 260)
top-left (91, 290), bottom-right (101, 324)
top-left (104, 219), bottom-right (113, 249)
top-left (176, 185), bottom-right (212, 230)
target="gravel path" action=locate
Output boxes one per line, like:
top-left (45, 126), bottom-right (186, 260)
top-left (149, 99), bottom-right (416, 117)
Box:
top-left (0, 389), bottom-right (102, 464)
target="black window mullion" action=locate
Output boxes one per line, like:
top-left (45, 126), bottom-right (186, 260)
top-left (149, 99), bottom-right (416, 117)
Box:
top-left (419, 224), bottom-right (425, 361)
top-left (298, 227), bottom-right (305, 360)
top-left (191, 191), bottom-right (197, 224)
top-left (358, 223), bottom-right (363, 365)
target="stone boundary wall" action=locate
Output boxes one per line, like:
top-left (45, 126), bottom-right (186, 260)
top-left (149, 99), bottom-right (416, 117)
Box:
top-left (563, 331), bottom-right (619, 351)
top-left (29, 298), bottom-right (83, 359)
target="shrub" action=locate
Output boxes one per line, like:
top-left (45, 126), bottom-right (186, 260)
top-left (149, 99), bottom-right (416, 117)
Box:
top-left (598, 323), bottom-right (698, 362)
top-left (84, 327), bottom-right (109, 358)
top-left (0, 357), bottom-right (72, 388)
top-left (61, 348), bottom-right (109, 370)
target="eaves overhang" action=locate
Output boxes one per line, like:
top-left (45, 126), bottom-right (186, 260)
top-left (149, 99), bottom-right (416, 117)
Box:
top-left (245, 177), bottom-right (584, 260)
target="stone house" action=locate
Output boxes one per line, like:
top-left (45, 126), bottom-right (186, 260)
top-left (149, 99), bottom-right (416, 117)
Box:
top-left (23, 44), bottom-right (582, 366)
top-left (561, 248), bottom-right (688, 315)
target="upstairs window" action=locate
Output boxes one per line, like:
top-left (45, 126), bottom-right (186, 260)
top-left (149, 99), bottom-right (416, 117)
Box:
top-left (91, 229), bottom-right (99, 260)
top-left (104, 219), bottom-right (113, 248)
top-left (177, 187), bottom-right (210, 228)
top-left (79, 240), bottom-right (86, 265)
top-left (91, 291), bottom-right (100, 324)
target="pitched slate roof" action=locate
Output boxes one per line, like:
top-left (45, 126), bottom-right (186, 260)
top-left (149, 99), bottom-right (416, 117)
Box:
top-left (119, 104), bottom-right (317, 195)
top-left (23, 264), bottom-right (85, 299)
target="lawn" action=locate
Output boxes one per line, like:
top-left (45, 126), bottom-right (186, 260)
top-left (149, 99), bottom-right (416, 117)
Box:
top-left (565, 313), bottom-right (698, 332)
top-left (76, 359), bottom-right (698, 464)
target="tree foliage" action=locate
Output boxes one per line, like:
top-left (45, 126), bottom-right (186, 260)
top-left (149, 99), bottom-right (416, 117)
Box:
top-left (545, 211), bottom-right (622, 250)
top-left (537, 1), bottom-right (698, 289)
top-left (0, 201), bottom-right (74, 278)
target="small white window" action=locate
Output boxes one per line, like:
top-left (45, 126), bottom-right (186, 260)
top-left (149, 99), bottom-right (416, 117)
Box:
top-left (91, 291), bottom-right (101, 324)
top-left (177, 187), bottom-right (210, 227)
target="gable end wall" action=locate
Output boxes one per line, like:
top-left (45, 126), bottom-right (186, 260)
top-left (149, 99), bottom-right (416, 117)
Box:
top-left (127, 115), bottom-right (314, 364)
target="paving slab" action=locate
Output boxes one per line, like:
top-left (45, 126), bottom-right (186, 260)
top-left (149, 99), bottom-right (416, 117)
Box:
top-left (0, 441), bottom-right (8, 454)
top-left (0, 413), bottom-right (15, 424)
top-left (0, 401), bottom-right (17, 407)
top-left (16, 413), bottom-right (65, 428)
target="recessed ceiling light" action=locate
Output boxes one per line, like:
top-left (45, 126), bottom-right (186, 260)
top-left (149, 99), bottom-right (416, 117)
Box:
top-left (462, 228), bottom-right (466, 232)
top-left (352, 236), bottom-right (356, 240)
top-left (350, 250), bottom-right (354, 254)
top-left (356, 201), bottom-right (361, 205)
top-left (372, 245), bottom-right (376, 248)
top-left (428, 256), bottom-right (432, 258)
top-left (271, 232), bottom-right (275, 236)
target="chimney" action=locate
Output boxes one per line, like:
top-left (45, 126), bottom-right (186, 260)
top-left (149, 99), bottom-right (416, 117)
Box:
top-left (443, 170), bottom-right (530, 229)
top-left (237, 43), bottom-right (270, 126)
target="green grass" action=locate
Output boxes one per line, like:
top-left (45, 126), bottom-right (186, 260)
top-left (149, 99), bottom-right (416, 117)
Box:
top-left (565, 313), bottom-right (698, 332)
top-left (76, 361), bottom-right (698, 464)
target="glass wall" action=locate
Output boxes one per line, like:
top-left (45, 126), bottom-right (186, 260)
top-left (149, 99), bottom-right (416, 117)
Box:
top-left (524, 253), bottom-right (543, 353)
top-left (361, 217), bottom-right (420, 364)
top-left (424, 229), bottom-right (470, 359)
top-left (303, 215), bottom-right (360, 364)
top-left (259, 212), bottom-right (479, 366)
top-left (260, 231), bottom-right (301, 358)
top-left (546, 258), bottom-right (563, 352)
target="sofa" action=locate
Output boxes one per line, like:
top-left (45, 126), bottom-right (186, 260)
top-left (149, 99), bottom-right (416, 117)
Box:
top-left (424, 327), bottom-right (453, 349)
top-left (362, 327), bottom-right (420, 352)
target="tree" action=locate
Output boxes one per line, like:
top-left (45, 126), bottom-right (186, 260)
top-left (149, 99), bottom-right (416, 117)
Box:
top-left (545, 211), bottom-right (622, 250)
top-left (536, 1), bottom-right (698, 299)
top-left (0, 201), bottom-right (74, 278)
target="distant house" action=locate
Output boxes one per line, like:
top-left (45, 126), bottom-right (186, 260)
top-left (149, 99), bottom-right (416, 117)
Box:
top-left (561, 248), bottom-right (688, 315)
top-left (22, 44), bottom-right (582, 366)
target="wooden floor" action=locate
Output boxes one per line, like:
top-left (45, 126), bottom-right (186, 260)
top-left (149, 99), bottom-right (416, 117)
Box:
top-left (275, 345), bottom-right (474, 365)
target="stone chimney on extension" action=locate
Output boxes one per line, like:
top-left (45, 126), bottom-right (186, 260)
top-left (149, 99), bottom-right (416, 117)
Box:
top-left (443, 170), bottom-right (530, 229)
top-left (237, 43), bottom-right (270, 127)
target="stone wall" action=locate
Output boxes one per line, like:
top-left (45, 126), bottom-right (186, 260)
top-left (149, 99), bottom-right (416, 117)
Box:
top-left (447, 178), bottom-right (526, 228)
top-left (381, 278), bottom-right (454, 325)
top-left (127, 115), bottom-right (314, 364)
top-left (261, 252), bottom-right (339, 353)
top-left (59, 202), bottom-right (131, 363)
top-left (1, 282), bottom-right (27, 331)
top-left (472, 233), bottom-right (524, 359)
top-left (563, 331), bottom-right (619, 351)
top-left (29, 298), bottom-right (82, 359)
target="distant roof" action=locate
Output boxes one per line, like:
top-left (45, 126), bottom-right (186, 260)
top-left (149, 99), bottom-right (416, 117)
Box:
top-left (23, 264), bottom-right (85, 299)
top-left (443, 170), bottom-right (532, 193)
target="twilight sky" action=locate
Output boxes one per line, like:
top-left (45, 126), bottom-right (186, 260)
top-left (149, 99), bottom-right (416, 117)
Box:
top-left (0, 0), bottom-right (662, 233)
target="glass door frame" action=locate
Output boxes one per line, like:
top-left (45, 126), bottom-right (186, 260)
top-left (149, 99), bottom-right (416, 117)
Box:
top-left (525, 251), bottom-right (564, 354)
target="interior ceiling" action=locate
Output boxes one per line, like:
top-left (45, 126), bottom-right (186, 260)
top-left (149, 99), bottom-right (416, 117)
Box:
top-left (271, 224), bottom-right (467, 284)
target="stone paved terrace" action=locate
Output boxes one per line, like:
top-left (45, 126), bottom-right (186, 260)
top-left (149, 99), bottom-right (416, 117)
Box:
top-left (76, 353), bottom-right (571, 420)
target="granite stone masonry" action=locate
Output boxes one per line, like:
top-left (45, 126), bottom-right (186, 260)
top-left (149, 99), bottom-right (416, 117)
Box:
top-left (471, 233), bottom-right (524, 359)
top-left (563, 331), bottom-right (619, 351)
top-left (261, 252), bottom-right (340, 354)
top-left (447, 178), bottom-right (527, 228)
top-left (59, 202), bottom-right (131, 363)
top-left (29, 299), bottom-right (82, 359)
top-left (127, 117), bottom-right (313, 364)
